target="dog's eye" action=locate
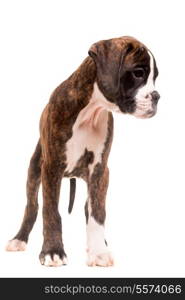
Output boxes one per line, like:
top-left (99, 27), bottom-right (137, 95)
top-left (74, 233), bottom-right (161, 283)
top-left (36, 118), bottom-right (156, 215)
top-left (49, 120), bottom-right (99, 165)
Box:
top-left (132, 68), bottom-right (145, 78)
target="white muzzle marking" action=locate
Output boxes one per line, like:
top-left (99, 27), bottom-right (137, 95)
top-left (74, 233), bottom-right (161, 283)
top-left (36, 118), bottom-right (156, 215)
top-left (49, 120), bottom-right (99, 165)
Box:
top-left (134, 51), bottom-right (155, 118)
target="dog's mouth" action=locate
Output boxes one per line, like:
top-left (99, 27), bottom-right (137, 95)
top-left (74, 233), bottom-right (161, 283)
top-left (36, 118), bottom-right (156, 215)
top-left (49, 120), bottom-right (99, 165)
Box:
top-left (141, 110), bottom-right (156, 119)
top-left (132, 105), bottom-right (157, 119)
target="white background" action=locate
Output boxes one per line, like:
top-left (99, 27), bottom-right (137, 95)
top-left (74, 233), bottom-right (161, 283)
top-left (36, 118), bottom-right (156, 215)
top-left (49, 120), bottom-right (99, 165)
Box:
top-left (0, 0), bottom-right (185, 277)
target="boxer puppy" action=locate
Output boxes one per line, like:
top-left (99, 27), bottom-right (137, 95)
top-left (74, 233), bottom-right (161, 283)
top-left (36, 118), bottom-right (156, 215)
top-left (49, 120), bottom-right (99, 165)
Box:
top-left (6, 36), bottom-right (160, 267)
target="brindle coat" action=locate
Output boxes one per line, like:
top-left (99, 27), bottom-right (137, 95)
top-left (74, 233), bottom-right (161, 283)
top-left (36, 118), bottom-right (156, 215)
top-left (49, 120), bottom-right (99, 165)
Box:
top-left (13, 53), bottom-right (113, 261)
top-left (8, 36), bottom-right (158, 265)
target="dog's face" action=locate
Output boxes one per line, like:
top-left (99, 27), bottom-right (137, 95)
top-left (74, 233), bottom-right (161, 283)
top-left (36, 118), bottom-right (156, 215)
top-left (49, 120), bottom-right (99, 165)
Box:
top-left (89, 36), bottom-right (160, 118)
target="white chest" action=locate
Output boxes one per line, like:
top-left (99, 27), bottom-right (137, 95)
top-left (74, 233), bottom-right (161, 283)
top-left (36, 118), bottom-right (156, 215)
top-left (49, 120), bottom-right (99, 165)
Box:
top-left (65, 108), bottom-right (109, 175)
top-left (64, 82), bottom-right (118, 176)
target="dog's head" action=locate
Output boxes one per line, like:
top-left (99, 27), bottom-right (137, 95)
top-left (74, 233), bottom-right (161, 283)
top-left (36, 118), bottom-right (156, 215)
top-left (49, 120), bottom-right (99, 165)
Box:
top-left (88, 36), bottom-right (159, 118)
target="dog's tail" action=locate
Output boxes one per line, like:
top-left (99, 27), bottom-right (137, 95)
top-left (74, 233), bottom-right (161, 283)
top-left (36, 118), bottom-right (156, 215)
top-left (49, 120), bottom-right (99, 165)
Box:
top-left (68, 178), bottom-right (76, 214)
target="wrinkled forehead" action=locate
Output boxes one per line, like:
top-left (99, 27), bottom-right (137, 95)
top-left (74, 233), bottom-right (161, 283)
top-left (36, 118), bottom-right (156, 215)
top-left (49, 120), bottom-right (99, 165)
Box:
top-left (111, 36), bottom-right (151, 68)
top-left (125, 44), bottom-right (150, 68)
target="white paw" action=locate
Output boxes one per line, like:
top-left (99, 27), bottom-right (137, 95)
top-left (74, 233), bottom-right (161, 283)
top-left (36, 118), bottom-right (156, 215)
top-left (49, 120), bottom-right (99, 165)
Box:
top-left (87, 251), bottom-right (114, 267)
top-left (40, 254), bottom-right (67, 267)
top-left (6, 239), bottom-right (26, 251)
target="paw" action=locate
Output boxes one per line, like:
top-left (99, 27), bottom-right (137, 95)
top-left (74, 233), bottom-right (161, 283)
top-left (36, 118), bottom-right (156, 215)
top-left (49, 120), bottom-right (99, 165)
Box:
top-left (87, 250), bottom-right (114, 267)
top-left (39, 250), bottom-right (67, 267)
top-left (6, 239), bottom-right (26, 251)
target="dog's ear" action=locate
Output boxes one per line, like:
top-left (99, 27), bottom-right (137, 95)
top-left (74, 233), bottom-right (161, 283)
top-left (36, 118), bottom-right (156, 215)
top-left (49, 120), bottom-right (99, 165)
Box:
top-left (88, 40), bottom-right (133, 100)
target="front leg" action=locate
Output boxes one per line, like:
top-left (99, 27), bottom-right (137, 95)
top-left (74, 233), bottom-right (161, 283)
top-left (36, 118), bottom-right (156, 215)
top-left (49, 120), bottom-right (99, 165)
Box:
top-left (39, 162), bottom-right (67, 267)
top-left (86, 164), bottom-right (114, 267)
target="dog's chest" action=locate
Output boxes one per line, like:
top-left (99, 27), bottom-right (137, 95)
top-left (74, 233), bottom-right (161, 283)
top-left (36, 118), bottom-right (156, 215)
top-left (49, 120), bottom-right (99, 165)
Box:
top-left (65, 106), bottom-right (109, 177)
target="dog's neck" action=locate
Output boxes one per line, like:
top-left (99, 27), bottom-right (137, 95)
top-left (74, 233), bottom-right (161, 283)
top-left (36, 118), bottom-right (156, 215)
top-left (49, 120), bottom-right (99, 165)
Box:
top-left (50, 57), bottom-right (118, 127)
top-left (74, 82), bottom-right (119, 129)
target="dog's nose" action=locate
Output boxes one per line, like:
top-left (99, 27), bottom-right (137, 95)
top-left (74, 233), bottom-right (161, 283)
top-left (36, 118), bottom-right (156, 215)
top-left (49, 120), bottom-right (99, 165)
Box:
top-left (151, 91), bottom-right (160, 104)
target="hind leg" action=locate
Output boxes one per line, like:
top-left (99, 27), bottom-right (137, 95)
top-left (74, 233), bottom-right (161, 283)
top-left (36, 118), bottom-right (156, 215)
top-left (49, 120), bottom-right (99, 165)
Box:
top-left (6, 141), bottom-right (42, 251)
